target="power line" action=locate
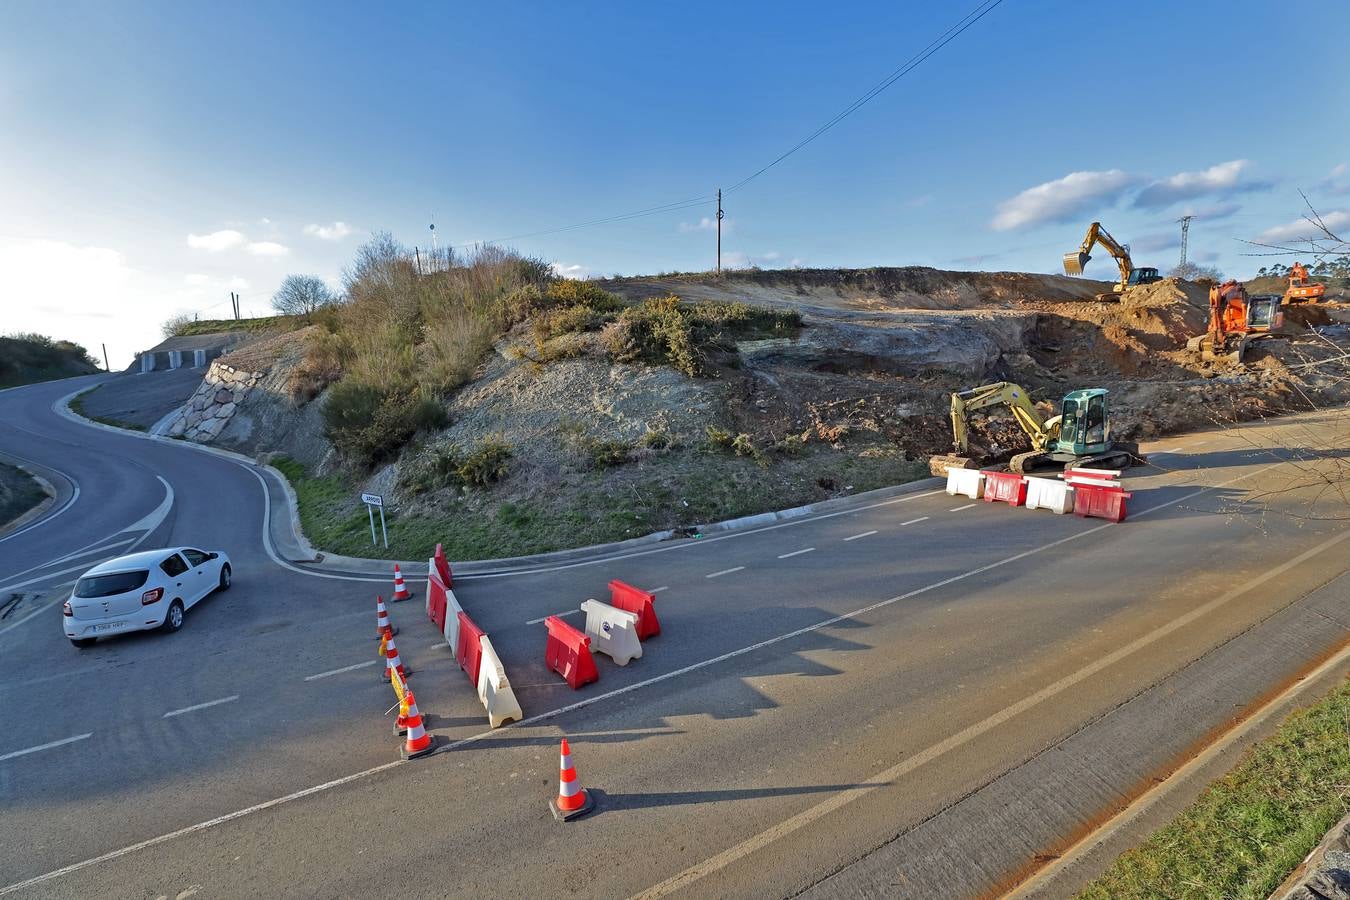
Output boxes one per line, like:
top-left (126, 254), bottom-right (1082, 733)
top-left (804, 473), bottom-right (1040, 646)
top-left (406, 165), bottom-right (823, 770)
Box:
top-left (725, 0), bottom-right (1006, 193)
top-left (442, 0), bottom-right (1004, 251)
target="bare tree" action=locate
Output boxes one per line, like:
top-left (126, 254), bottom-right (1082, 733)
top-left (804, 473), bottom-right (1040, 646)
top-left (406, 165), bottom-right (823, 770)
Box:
top-left (161, 313), bottom-right (194, 338)
top-left (272, 274), bottom-right (337, 318)
top-left (1169, 261), bottom-right (1224, 282)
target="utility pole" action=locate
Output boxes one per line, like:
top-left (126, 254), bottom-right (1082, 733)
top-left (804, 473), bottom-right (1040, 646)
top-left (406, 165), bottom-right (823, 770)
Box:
top-left (716, 189), bottom-right (723, 274)
top-left (1177, 215), bottom-right (1194, 268)
top-left (101, 343), bottom-right (110, 372)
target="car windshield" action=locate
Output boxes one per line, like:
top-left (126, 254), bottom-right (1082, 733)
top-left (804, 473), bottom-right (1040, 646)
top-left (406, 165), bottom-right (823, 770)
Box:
top-left (74, 570), bottom-right (149, 598)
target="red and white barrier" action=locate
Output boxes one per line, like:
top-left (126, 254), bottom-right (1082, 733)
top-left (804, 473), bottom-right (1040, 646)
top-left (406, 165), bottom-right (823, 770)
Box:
top-left (945, 467), bottom-right (985, 499)
top-left (476, 635), bottom-right (523, 728)
top-left (1024, 475), bottom-right (1074, 514)
top-left (581, 599), bottom-right (643, 667)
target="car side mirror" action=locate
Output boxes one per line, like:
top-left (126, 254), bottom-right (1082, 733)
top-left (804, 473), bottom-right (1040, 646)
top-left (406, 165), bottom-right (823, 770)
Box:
top-left (208, 552), bottom-right (218, 560)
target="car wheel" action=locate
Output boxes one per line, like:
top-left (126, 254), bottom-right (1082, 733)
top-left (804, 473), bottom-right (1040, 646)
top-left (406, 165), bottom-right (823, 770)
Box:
top-left (218, 564), bottom-right (232, 591)
top-left (70, 637), bottom-right (96, 648)
top-left (161, 600), bottom-right (185, 633)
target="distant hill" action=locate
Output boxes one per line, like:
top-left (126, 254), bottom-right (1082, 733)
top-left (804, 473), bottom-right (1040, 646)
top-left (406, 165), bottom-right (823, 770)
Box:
top-left (0, 333), bottom-right (101, 388)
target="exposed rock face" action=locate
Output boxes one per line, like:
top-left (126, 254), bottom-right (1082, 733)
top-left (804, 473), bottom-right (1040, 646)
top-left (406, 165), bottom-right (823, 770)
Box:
top-left (166, 361), bottom-right (263, 442)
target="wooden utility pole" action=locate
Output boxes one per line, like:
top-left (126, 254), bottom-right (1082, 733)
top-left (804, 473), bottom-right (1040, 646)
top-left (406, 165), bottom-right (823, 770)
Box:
top-left (716, 189), bottom-right (723, 274)
top-left (101, 343), bottom-right (110, 372)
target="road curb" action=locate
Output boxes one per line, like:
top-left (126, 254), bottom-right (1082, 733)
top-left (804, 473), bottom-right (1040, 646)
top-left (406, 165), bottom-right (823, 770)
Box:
top-left (0, 463), bottom-right (57, 538)
top-left (54, 383), bottom-right (950, 577)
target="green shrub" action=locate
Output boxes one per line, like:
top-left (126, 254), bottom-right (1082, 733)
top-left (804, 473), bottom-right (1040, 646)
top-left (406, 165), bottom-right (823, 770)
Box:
top-left (606, 295), bottom-right (702, 376)
top-left (398, 445), bottom-right (462, 496)
top-left (323, 381), bottom-right (447, 468)
top-left (545, 280), bottom-right (624, 312)
top-left (456, 437), bottom-right (512, 487)
top-left (705, 425), bottom-right (734, 449)
top-left (640, 429), bottom-right (675, 451)
top-left (589, 439), bottom-right (633, 467)
top-left (731, 432), bottom-right (768, 466)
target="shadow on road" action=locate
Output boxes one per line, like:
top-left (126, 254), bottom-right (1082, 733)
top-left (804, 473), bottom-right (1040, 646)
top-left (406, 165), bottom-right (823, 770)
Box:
top-left (583, 783), bottom-right (882, 815)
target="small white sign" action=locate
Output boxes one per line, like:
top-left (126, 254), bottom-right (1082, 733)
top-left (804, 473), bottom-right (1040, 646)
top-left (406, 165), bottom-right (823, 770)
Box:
top-left (360, 493), bottom-right (383, 508)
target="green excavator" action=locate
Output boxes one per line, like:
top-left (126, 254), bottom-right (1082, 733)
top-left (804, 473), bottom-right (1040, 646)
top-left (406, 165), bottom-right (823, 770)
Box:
top-left (928, 381), bottom-right (1143, 477)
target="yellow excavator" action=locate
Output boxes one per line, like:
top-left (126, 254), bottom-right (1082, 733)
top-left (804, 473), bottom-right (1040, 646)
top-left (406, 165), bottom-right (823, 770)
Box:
top-left (1063, 222), bottom-right (1163, 300)
top-left (929, 381), bottom-right (1142, 476)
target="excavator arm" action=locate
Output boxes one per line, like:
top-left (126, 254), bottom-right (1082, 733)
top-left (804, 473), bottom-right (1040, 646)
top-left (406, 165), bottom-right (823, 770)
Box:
top-left (947, 382), bottom-right (1054, 456)
top-left (1063, 221), bottom-right (1134, 288)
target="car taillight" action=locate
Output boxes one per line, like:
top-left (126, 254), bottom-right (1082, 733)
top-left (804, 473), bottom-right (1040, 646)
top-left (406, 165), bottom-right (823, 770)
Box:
top-left (63, 601), bottom-right (72, 617)
top-left (141, 587), bottom-right (164, 605)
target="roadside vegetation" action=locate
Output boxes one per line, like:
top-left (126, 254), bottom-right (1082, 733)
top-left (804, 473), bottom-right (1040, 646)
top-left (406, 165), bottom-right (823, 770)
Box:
top-left (1078, 676), bottom-right (1350, 900)
top-left (0, 333), bottom-right (100, 388)
top-left (161, 313), bottom-right (300, 338)
top-left (273, 446), bottom-right (924, 561)
top-left (0, 461), bottom-right (47, 528)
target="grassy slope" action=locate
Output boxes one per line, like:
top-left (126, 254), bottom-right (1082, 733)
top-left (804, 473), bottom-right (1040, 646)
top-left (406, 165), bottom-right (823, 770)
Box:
top-left (0, 461), bottom-right (47, 526)
top-left (1078, 676), bottom-right (1350, 899)
top-left (171, 315), bottom-right (297, 337)
top-left (274, 447), bottom-right (927, 561)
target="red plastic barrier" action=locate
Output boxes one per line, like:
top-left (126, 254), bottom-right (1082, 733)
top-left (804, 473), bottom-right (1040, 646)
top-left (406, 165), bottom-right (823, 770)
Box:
top-left (456, 611), bottom-right (485, 686)
top-left (434, 543), bottom-right (453, 588)
top-left (981, 471), bottom-right (1028, 507)
top-left (1073, 484), bottom-right (1132, 522)
top-left (544, 615), bottom-right (599, 690)
top-left (427, 570), bottom-right (448, 631)
top-left (608, 579), bottom-right (660, 641)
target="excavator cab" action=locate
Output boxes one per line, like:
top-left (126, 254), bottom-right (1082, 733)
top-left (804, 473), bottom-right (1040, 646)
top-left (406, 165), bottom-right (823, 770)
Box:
top-left (1054, 389), bottom-right (1112, 457)
top-left (1126, 267), bottom-right (1161, 286)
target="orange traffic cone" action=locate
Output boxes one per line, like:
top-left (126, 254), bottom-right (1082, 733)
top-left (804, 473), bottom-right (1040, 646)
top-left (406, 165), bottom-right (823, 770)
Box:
top-left (550, 738), bottom-right (595, 821)
top-left (383, 634), bottom-right (410, 680)
top-left (375, 595), bottom-right (397, 639)
top-left (399, 690), bottom-right (435, 759)
top-left (393, 690), bottom-right (411, 736)
top-left (391, 564), bottom-right (413, 602)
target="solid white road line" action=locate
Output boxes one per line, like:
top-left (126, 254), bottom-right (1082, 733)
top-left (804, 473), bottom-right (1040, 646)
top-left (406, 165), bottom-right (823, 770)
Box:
top-left (1006, 639), bottom-right (1350, 898)
top-left (0, 448), bottom-right (80, 546)
top-left (900, 517), bottom-right (930, 526)
top-left (777, 548), bottom-right (815, 559)
top-left (525, 608), bottom-right (582, 626)
top-left (706, 566), bottom-right (746, 579)
top-left (843, 531), bottom-right (877, 542)
top-left (948, 504), bottom-right (977, 512)
top-left (648, 586), bottom-right (670, 594)
top-left (162, 696), bottom-right (239, 719)
top-left (0, 733), bottom-right (92, 763)
top-left (303, 660), bottom-right (378, 681)
top-left (634, 523), bottom-right (1350, 899)
top-left (0, 456), bottom-right (1302, 896)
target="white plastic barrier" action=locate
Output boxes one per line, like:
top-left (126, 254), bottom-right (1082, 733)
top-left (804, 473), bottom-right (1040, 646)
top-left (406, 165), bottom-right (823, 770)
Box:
top-left (476, 635), bottom-right (523, 728)
top-left (945, 467), bottom-right (985, 499)
top-left (1024, 476), bottom-right (1074, 514)
top-left (425, 557), bottom-right (436, 617)
top-left (443, 588), bottom-right (464, 648)
top-left (580, 599), bottom-right (643, 666)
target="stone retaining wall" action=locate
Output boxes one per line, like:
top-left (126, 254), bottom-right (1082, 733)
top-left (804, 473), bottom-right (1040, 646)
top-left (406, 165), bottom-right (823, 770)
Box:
top-left (166, 360), bottom-right (263, 441)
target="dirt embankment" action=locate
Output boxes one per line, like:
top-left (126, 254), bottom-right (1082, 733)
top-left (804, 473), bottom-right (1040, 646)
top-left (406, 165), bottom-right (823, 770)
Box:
top-left (159, 265), bottom-right (1350, 559)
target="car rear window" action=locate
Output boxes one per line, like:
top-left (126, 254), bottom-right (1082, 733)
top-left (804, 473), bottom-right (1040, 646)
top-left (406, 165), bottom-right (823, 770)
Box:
top-left (74, 570), bottom-right (150, 598)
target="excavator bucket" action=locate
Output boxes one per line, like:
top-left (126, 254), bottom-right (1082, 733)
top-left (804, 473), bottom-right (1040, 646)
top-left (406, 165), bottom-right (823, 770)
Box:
top-left (1062, 251), bottom-right (1089, 276)
top-left (929, 454), bottom-right (978, 478)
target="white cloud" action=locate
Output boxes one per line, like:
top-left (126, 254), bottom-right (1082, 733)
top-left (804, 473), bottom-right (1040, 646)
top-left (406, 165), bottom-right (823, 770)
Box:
top-left (186, 229), bottom-right (246, 252)
top-left (551, 262), bottom-right (590, 280)
top-left (229, 276), bottom-right (251, 291)
top-left (303, 221), bottom-right (354, 241)
top-left (1319, 163), bottom-right (1350, 196)
top-left (678, 217), bottom-right (725, 233)
top-left (1134, 160), bottom-right (1269, 209)
top-left (184, 273), bottom-right (211, 286)
top-left (1176, 200), bottom-right (1242, 220)
top-left (1253, 210), bottom-right (1350, 244)
top-left (907, 194), bottom-right (933, 208)
top-left (991, 169), bottom-right (1136, 231)
top-left (1333, 163), bottom-right (1347, 178)
top-left (245, 241), bottom-right (290, 257)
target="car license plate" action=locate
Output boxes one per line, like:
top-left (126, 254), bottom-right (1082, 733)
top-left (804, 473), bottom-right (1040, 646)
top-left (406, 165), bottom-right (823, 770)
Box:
top-left (93, 622), bottom-right (124, 633)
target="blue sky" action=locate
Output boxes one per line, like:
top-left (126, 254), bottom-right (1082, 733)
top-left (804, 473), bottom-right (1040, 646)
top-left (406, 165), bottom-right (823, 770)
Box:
top-left (2, 0), bottom-right (1348, 366)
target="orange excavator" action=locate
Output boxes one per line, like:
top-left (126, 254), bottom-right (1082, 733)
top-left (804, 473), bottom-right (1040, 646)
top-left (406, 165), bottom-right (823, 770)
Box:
top-left (1186, 280), bottom-right (1284, 362)
top-left (1284, 261), bottom-right (1326, 303)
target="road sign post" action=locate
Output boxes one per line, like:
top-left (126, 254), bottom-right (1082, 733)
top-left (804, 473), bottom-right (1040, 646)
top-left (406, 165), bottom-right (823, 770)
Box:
top-left (361, 493), bottom-right (388, 549)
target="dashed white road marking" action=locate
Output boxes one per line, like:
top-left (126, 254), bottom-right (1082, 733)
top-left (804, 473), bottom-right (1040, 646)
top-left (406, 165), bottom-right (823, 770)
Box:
top-left (843, 530), bottom-right (877, 542)
top-left (0, 455), bottom-right (1295, 896)
top-left (0, 733), bottom-right (92, 762)
top-left (900, 517), bottom-right (930, 526)
top-left (705, 566), bottom-right (746, 579)
top-left (525, 608), bottom-right (582, 626)
top-left (949, 504), bottom-right (977, 512)
top-left (648, 586), bottom-right (670, 594)
top-left (777, 548), bottom-right (815, 559)
top-left (162, 696), bottom-right (239, 719)
top-left (303, 660), bottom-right (378, 681)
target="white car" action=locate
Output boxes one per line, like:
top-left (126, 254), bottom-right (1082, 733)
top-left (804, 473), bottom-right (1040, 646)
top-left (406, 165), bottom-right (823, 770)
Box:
top-left (64, 547), bottom-right (232, 647)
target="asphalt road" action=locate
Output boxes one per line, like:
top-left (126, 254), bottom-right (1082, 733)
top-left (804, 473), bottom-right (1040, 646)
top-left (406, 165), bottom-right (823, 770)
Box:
top-left (1, 372), bottom-right (1348, 898)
